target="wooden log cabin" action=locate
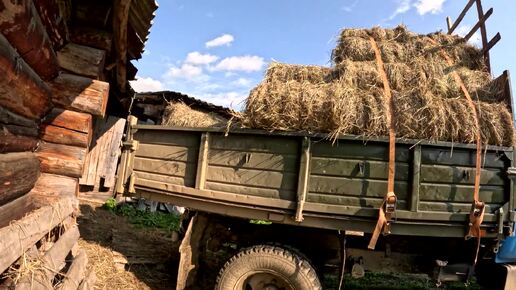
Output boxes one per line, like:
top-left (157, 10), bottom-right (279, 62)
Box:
top-left (0, 0), bottom-right (157, 288)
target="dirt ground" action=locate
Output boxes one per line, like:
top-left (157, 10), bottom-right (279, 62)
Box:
top-left (78, 202), bottom-right (179, 290)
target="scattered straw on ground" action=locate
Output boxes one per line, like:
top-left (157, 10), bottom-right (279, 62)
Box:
top-left (242, 25), bottom-right (515, 146)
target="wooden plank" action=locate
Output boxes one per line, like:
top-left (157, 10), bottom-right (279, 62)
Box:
top-left (78, 269), bottom-right (96, 290)
top-left (295, 137), bottom-right (311, 222)
top-left (57, 43), bottom-right (106, 78)
top-left (31, 173), bottom-right (78, 198)
top-left (421, 147), bottom-right (506, 168)
top-left (136, 143), bottom-right (196, 162)
top-left (0, 194), bottom-right (37, 228)
top-left (43, 108), bottom-right (93, 134)
top-left (56, 249), bottom-right (88, 290)
top-left (481, 32), bottom-right (501, 54)
top-left (0, 33), bottom-right (51, 120)
top-left (420, 164), bottom-right (504, 185)
top-left (100, 118), bottom-right (126, 188)
top-left (95, 117), bottom-right (118, 188)
top-left (447, 0), bottom-right (476, 34)
top-left (49, 73), bottom-right (110, 117)
top-left (204, 181), bottom-right (295, 200)
top-left (410, 145), bottom-right (421, 212)
top-left (36, 143), bottom-right (85, 178)
top-left (308, 176), bottom-right (409, 199)
top-left (208, 149), bottom-right (298, 172)
top-left (37, 142), bottom-right (86, 161)
top-left (310, 157), bottom-right (409, 181)
top-left (135, 130), bottom-right (201, 147)
top-left (134, 170), bottom-right (189, 187)
top-left (210, 134), bottom-right (298, 155)
top-left (32, 0), bottom-right (68, 49)
top-left (133, 157), bottom-right (196, 180)
top-left (113, 0), bottom-right (132, 92)
top-left (206, 165), bottom-right (298, 191)
top-left (306, 194), bottom-right (408, 210)
top-left (418, 201), bottom-right (501, 214)
top-left (0, 152), bottom-right (40, 206)
top-left (16, 226), bottom-right (80, 290)
top-left (464, 7), bottom-right (493, 40)
top-left (419, 183), bottom-right (505, 203)
top-left (40, 124), bottom-right (89, 148)
top-left (195, 133), bottom-right (210, 190)
top-left (0, 0), bottom-right (59, 80)
top-left (311, 141), bottom-right (411, 162)
top-left (0, 196), bottom-right (76, 274)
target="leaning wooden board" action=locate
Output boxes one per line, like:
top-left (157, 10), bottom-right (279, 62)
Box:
top-left (116, 119), bottom-right (516, 239)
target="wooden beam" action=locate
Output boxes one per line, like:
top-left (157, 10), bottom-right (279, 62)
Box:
top-left (448, 0), bottom-right (476, 34)
top-left (113, 0), bottom-right (132, 93)
top-left (0, 0), bottom-right (59, 80)
top-left (31, 173), bottom-right (78, 198)
top-left (0, 123), bottom-right (39, 137)
top-left (37, 143), bottom-right (86, 178)
top-left (40, 124), bottom-right (89, 148)
top-left (70, 26), bottom-right (113, 52)
top-left (0, 196), bottom-right (76, 274)
top-left (0, 33), bottom-right (52, 120)
top-left (56, 249), bottom-right (88, 290)
top-left (78, 269), bottom-right (97, 290)
top-left (48, 73), bottom-right (110, 117)
top-left (464, 7), bottom-right (493, 40)
top-left (32, 0), bottom-right (68, 49)
top-left (43, 108), bottom-right (93, 135)
top-left (0, 106), bottom-right (38, 128)
top-left (482, 32), bottom-right (501, 55)
top-left (0, 152), bottom-right (40, 206)
top-left (57, 43), bottom-right (106, 78)
top-left (295, 137), bottom-right (311, 222)
top-left (475, 0), bottom-right (491, 71)
top-left (0, 194), bottom-right (37, 228)
top-left (16, 226), bottom-right (80, 290)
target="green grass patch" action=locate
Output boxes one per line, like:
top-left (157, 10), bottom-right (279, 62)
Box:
top-left (249, 219), bottom-right (272, 225)
top-left (103, 198), bottom-right (181, 232)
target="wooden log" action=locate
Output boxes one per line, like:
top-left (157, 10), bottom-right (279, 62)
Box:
top-left (0, 131), bottom-right (39, 153)
top-left (0, 152), bottom-right (40, 206)
top-left (0, 33), bottom-right (52, 120)
top-left (32, 0), bottom-right (68, 49)
top-left (49, 73), bottom-right (110, 116)
top-left (37, 143), bottom-right (86, 178)
top-left (78, 269), bottom-right (96, 290)
top-left (57, 249), bottom-right (88, 290)
top-left (70, 26), bottom-right (113, 52)
top-left (0, 123), bottom-right (39, 137)
top-left (16, 226), bottom-right (80, 290)
top-left (0, 196), bottom-right (76, 273)
top-left (0, 194), bottom-right (37, 228)
top-left (0, 106), bottom-right (38, 128)
top-left (43, 108), bottom-right (93, 135)
top-left (0, 0), bottom-right (59, 80)
top-left (31, 173), bottom-right (78, 198)
top-left (40, 125), bottom-right (89, 148)
top-left (113, 0), bottom-right (132, 92)
top-left (57, 43), bottom-right (106, 78)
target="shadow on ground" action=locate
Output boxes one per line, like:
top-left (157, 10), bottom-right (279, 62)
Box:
top-left (78, 203), bottom-right (180, 290)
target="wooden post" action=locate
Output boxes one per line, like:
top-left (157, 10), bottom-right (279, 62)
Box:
top-left (0, 0), bottom-right (59, 80)
top-left (410, 145), bottom-right (422, 212)
top-left (57, 43), bottom-right (106, 79)
top-left (48, 73), bottom-right (110, 117)
top-left (113, 0), bottom-right (132, 93)
top-left (475, 0), bottom-right (490, 71)
top-left (195, 133), bottom-right (210, 190)
top-left (56, 249), bottom-right (88, 290)
top-left (0, 152), bottom-right (40, 206)
top-left (0, 33), bottom-right (52, 120)
top-left (295, 137), bottom-right (311, 222)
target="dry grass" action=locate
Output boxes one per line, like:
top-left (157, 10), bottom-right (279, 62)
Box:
top-left (162, 101), bottom-right (228, 128)
top-left (243, 26), bottom-right (515, 146)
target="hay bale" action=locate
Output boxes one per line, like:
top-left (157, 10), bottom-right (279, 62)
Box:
top-left (265, 62), bottom-right (332, 84)
top-left (161, 101), bottom-right (228, 128)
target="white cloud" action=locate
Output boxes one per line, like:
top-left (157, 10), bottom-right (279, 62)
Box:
top-left (196, 91), bottom-right (247, 108)
top-left (130, 77), bottom-right (163, 92)
top-left (341, 0), bottom-right (359, 12)
top-left (455, 25), bottom-right (482, 47)
top-left (213, 56), bottom-right (265, 72)
top-left (206, 34), bottom-right (234, 48)
top-left (231, 78), bottom-right (252, 87)
top-left (388, 0), bottom-right (412, 20)
top-left (166, 63), bottom-right (203, 79)
top-left (185, 51), bottom-right (219, 65)
top-left (414, 0), bottom-right (445, 15)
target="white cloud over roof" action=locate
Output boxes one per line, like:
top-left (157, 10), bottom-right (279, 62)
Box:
top-left (205, 34), bottom-right (234, 48)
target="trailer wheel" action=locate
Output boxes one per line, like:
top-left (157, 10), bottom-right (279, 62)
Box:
top-left (215, 245), bottom-right (322, 290)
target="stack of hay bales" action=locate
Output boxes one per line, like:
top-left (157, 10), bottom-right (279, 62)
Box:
top-left (162, 101), bottom-right (228, 128)
top-left (244, 26), bottom-right (515, 146)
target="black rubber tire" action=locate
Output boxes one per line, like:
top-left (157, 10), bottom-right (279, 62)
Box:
top-left (215, 245), bottom-right (322, 290)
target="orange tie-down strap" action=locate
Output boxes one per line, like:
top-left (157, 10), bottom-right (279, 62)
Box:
top-left (368, 37), bottom-right (397, 250)
top-left (427, 37), bottom-right (485, 264)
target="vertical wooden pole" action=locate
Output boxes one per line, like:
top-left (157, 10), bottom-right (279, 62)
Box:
top-left (195, 133), bottom-right (210, 190)
top-left (295, 137), bottom-right (311, 222)
top-left (475, 0), bottom-right (491, 71)
top-left (410, 145), bottom-right (421, 212)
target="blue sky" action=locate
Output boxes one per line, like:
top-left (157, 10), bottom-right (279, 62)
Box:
top-left (131, 0), bottom-right (516, 110)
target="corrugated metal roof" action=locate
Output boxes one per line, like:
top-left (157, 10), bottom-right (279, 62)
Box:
top-left (128, 0), bottom-right (158, 60)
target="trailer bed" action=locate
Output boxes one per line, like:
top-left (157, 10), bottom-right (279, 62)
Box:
top-left (116, 122), bottom-right (516, 238)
